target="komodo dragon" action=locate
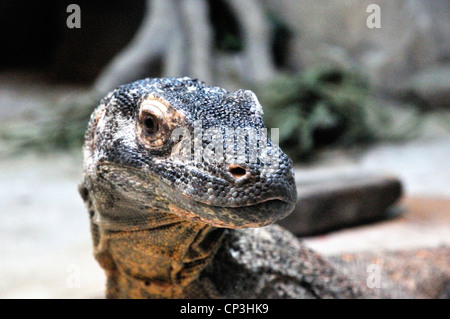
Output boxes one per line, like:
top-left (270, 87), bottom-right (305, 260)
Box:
top-left (79, 77), bottom-right (364, 298)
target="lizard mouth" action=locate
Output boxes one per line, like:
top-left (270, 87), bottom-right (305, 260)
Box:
top-left (167, 187), bottom-right (297, 229)
top-left (220, 198), bottom-right (297, 228)
top-left (154, 166), bottom-right (298, 228)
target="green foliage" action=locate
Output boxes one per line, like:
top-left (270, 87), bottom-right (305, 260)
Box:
top-left (1, 92), bottom-right (97, 153)
top-left (255, 67), bottom-right (374, 160)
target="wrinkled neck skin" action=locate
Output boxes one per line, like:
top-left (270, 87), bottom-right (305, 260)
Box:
top-left (89, 196), bottom-right (225, 299)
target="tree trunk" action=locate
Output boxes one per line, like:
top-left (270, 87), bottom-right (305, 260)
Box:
top-left (93, 0), bottom-right (277, 96)
top-left (93, 0), bottom-right (175, 95)
top-left (226, 0), bottom-right (276, 82)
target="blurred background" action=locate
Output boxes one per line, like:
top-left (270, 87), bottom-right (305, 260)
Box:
top-left (0, 0), bottom-right (448, 298)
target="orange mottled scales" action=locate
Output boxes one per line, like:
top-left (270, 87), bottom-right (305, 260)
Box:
top-left (93, 220), bottom-right (223, 298)
top-left (79, 77), bottom-right (364, 298)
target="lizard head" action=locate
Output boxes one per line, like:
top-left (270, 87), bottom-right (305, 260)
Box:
top-left (82, 77), bottom-right (297, 229)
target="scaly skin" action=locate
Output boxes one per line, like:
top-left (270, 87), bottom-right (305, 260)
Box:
top-left (79, 77), bottom-right (362, 298)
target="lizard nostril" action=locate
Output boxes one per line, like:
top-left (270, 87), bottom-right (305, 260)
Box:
top-left (229, 164), bottom-right (247, 179)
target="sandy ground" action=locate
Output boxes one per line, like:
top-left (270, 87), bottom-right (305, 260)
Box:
top-left (0, 152), bottom-right (104, 298)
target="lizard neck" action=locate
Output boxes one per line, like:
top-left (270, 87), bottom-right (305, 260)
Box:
top-left (91, 205), bottom-right (225, 299)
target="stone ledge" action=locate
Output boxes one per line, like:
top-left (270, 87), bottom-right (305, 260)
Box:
top-left (278, 172), bottom-right (402, 236)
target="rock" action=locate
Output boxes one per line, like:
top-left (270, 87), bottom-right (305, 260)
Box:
top-left (278, 172), bottom-right (402, 236)
top-left (263, 0), bottom-right (450, 95)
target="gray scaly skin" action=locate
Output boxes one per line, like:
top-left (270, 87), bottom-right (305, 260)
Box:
top-left (79, 77), bottom-right (363, 298)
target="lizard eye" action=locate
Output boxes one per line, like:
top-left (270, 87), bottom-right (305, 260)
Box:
top-left (142, 113), bottom-right (159, 135)
top-left (138, 96), bottom-right (185, 148)
top-left (138, 98), bottom-right (171, 147)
